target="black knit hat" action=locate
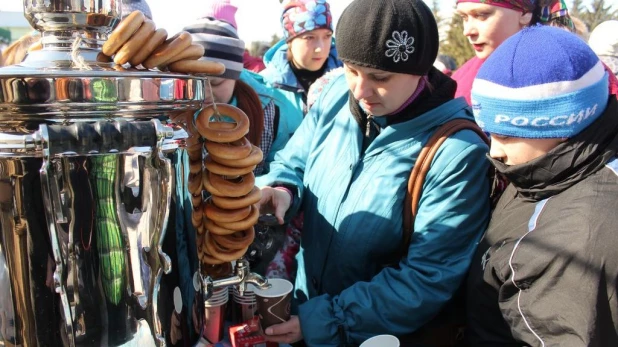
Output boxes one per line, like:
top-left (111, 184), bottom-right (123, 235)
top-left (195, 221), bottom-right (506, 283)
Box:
top-left (336, 0), bottom-right (439, 75)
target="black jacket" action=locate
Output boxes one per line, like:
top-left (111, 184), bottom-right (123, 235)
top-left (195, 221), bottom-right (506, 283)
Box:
top-left (466, 97), bottom-right (618, 346)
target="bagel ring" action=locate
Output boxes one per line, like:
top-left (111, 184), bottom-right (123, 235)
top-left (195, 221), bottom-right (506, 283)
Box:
top-left (113, 19), bottom-right (156, 65)
top-left (102, 10), bottom-right (145, 56)
top-left (210, 227), bottom-right (255, 250)
top-left (204, 137), bottom-right (252, 160)
top-left (215, 204), bottom-right (259, 232)
top-left (203, 197), bottom-right (251, 223)
top-left (186, 143), bottom-right (203, 162)
top-left (187, 172), bottom-right (203, 195)
top-left (201, 247), bottom-right (227, 265)
top-left (192, 208), bottom-right (204, 229)
top-left (211, 186), bottom-right (262, 210)
top-left (205, 233), bottom-right (248, 262)
top-left (129, 28), bottom-right (168, 66)
top-left (207, 171), bottom-right (255, 197)
top-left (189, 157), bottom-right (202, 175)
top-left (163, 43), bottom-right (205, 66)
top-left (204, 217), bottom-right (237, 236)
top-left (168, 59), bottom-right (226, 76)
top-left (204, 154), bottom-right (255, 178)
top-left (209, 145), bottom-right (263, 169)
top-left (191, 192), bottom-right (202, 208)
top-left (143, 31), bottom-right (192, 69)
top-left (195, 104), bottom-right (249, 143)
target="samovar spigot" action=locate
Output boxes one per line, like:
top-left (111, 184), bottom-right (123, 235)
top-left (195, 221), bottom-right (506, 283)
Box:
top-left (201, 258), bottom-right (270, 300)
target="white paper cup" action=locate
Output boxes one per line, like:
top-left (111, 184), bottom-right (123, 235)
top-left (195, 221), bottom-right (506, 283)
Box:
top-left (360, 334), bottom-right (400, 347)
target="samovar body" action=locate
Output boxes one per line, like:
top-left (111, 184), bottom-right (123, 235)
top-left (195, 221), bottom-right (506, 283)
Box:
top-left (0, 1), bottom-right (207, 345)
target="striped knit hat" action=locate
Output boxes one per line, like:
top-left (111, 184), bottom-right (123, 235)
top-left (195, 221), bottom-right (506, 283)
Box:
top-left (183, 17), bottom-right (245, 80)
top-left (472, 25), bottom-right (609, 139)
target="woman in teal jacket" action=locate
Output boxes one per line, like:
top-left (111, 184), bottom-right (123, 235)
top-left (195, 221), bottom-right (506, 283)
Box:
top-left (257, 0), bottom-right (491, 345)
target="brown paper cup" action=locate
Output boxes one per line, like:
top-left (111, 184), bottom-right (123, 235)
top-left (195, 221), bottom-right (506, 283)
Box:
top-left (254, 278), bottom-right (293, 329)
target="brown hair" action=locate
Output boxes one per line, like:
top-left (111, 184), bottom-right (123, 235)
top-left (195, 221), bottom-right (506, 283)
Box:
top-left (234, 79), bottom-right (264, 146)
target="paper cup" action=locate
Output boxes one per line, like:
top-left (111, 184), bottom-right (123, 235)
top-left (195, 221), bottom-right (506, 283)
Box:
top-left (254, 278), bottom-right (293, 329)
top-left (360, 334), bottom-right (400, 347)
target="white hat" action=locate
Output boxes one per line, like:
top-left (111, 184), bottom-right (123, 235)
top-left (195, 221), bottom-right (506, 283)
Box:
top-left (588, 20), bottom-right (618, 58)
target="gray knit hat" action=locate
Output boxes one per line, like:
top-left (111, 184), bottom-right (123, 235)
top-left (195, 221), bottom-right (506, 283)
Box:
top-left (183, 17), bottom-right (245, 80)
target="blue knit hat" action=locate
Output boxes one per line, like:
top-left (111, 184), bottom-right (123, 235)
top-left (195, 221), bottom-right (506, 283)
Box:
top-left (472, 25), bottom-right (609, 139)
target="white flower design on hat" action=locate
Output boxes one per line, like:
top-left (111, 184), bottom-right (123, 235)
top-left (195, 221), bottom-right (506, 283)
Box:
top-left (385, 30), bottom-right (415, 63)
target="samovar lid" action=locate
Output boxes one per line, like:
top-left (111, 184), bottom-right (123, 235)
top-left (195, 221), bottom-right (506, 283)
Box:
top-left (0, 0), bottom-right (208, 123)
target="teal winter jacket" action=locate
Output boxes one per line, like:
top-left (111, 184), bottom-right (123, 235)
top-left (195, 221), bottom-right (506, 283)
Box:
top-left (259, 74), bottom-right (491, 345)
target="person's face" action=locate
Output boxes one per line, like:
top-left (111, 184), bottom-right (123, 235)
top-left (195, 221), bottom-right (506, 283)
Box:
top-left (344, 62), bottom-right (422, 116)
top-left (489, 135), bottom-right (565, 165)
top-left (455, 3), bottom-right (531, 59)
top-left (289, 28), bottom-right (333, 71)
top-left (207, 77), bottom-right (235, 104)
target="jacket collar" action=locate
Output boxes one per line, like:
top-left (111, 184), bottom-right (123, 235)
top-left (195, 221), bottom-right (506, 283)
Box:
top-left (490, 97), bottom-right (618, 201)
top-left (261, 39), bottom-right (342, 91)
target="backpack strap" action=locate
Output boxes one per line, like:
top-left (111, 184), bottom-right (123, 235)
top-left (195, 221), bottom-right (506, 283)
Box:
top-left (402, 119), bottom-right (490, 255)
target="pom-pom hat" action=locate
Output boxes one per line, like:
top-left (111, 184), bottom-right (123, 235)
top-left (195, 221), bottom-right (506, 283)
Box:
top-left (472, 25), bottom-right (609, 139)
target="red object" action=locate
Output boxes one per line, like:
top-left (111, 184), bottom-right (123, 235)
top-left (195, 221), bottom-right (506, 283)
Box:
top-left (243, 50), bottom-right (266, 73)
top-left (452, 56), bottom-right (484, 106)
top-left (229, 317), bottom-right (278, 347)
top-left (604, 63), bottom-right (618, 98)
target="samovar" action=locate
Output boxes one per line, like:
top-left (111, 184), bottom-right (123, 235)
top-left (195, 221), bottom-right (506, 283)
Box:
top-left (0, 1), bottom-right (267, 346)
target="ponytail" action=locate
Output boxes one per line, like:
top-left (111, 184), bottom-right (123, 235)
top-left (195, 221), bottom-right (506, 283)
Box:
top-left (234, 80), bottom-right (265, 147)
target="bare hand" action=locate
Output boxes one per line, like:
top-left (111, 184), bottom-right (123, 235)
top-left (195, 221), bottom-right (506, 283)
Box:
top-left (263, 315), bottom-right (303, 344)
top-left (257, 186), bottom-right (292, 225)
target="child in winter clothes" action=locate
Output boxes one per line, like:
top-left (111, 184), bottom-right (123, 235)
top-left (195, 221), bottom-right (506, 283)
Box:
top-left (467, 25), bottom-right (618, 346)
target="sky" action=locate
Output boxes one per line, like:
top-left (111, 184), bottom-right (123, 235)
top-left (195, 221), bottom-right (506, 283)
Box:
top-left (2, 0), bottom-right (618, 45)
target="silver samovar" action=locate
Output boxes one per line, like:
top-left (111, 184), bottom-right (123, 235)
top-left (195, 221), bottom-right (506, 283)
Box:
top-left (0, 1), bottom-right (269, 346)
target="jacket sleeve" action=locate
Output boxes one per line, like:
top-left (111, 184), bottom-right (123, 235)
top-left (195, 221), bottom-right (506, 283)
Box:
top-left (497, 212), bottom-right (616, 347)
top-left (298, 133), bottom-right (491, 345)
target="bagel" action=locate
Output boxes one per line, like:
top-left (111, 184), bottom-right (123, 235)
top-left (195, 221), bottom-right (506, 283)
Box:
top-left (143, 31), bottom-right (193, 69)
top-left (164, 44), bottom-right (205, 66)
top-left (187, 172), bottom-right (203, 195)
top-left (203, 197), bottom-right (251, 223)
top-left (207, 171), bottom-right (255, 197)
top-left (211, 186), bottom-right (262, 210)
top-left (215, 204), bottom-right (259, 232)
top-left (201, 247), bottom-right (227, 265)
top-left (189, 157), bottom-right (202, 175)
top-left (205, 232), bottom-right (248, 262)
top-left (129, 28), bottom-right (168, 66)
top-left (208, 145), bottom-right (263, 168)
top-left (102, 10), bottom-right (146, 56)
top-left (204, 217), bottom-right (237, 236)
top-left (191, 192), bottom-right (202, 208)
top-left (204, 137), bottom-right (252, 161)
top-left (204, 154), bottom-right (255, 177)
top-left (168, 59), bottom-right (226, 75)
top-left (186, 143), bottom-right (203, 162)
top-left (210, 227), bottom-right (255, 250)
top-left (114, 19), bottom-right (156, 65)
top-left (192, 207), bottom-right (203, 229)
top-left (195, 104), bottom-right (249, 143)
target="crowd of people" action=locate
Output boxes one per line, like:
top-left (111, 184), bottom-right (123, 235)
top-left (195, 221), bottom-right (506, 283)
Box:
top-left (2, 0), bottom-right (618, 345)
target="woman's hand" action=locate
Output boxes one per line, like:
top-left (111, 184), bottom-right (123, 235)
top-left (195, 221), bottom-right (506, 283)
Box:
top-left (263, 315), bottom-right (303, 344)
top-left (257, 186), bottom-right (292, 225)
